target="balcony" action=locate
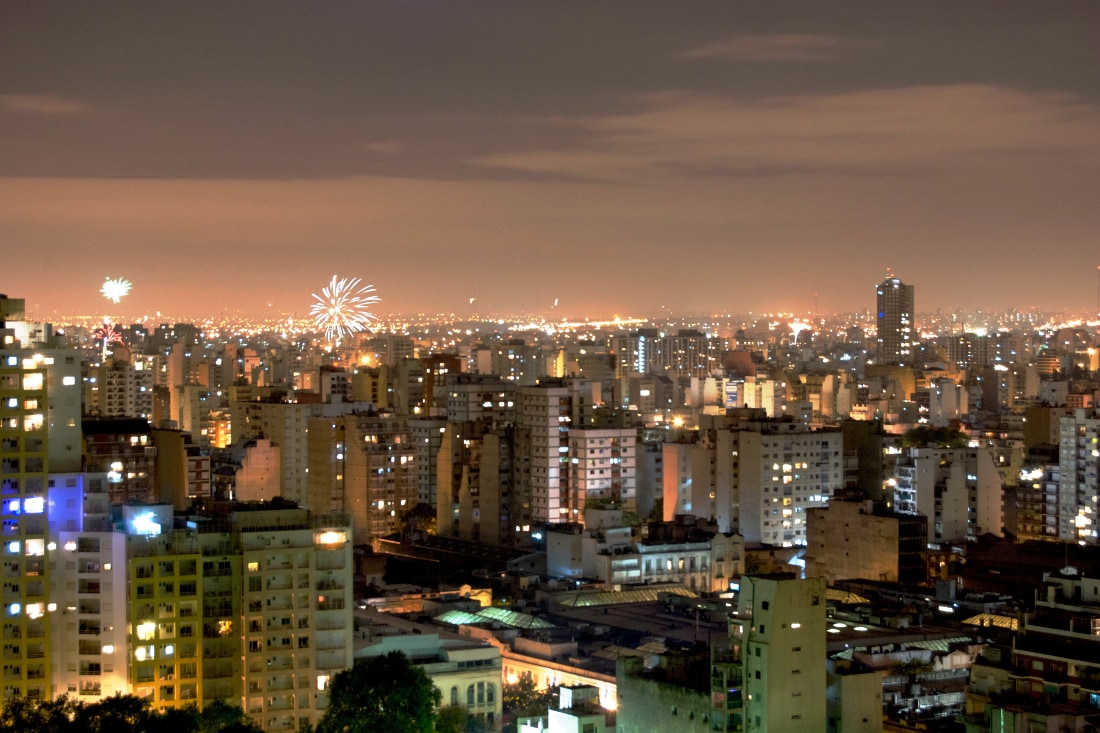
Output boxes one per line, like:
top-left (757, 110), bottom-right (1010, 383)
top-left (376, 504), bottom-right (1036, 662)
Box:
top-left (315, 598), bottom-right (344, 612)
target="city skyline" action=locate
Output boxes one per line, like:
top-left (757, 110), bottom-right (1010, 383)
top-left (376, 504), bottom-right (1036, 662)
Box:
top-left (3, 2), bottom-right (1100, 319)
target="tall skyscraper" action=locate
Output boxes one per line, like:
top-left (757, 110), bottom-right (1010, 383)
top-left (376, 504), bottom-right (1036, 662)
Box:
top-left (876, 276), bottom-right (915, 366)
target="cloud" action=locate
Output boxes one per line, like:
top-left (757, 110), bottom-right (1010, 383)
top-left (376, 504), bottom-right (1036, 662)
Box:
top-left (473, 85), bottom-right (1100, 181)
top-left (680, 34), bottom-right (854, 62)
top-left (1, 93), bottom-right (88, 115)
top-left (361, 140), bottom-right (406, 155)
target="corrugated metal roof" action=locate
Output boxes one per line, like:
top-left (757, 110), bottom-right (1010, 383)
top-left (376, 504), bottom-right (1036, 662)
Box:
top-left (962, 613), bottom-right (1018, 631)
top-left (905, 636), bottom-right (975, 653)
top-left (555, 586), bottom-right (697, 608)
top-left (434, 610), bottom-right (485, 626)
top-left (434, 607), bottom-right (556, 630)
top-left (476, 606), bottom-right (555, 629)
top-left (827, 588), bottom-right (871, 605)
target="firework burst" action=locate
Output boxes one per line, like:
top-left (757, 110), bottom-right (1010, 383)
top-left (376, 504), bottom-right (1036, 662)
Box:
top-left (310, 275), bottom-right (380, 344)
top-left (101, 277), bottom-right (132, 304)
top-left (93, 321), bottom-right (124, 360)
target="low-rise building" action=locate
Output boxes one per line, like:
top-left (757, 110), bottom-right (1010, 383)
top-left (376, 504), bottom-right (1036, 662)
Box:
top-left (961, 567), bottom-right (1100, 732)
top-left (353, 609), bottom-right (502, 728)
top-left (547, 510), bottom-right (743, 592)
top-left (518, 685), bottom-right (615, 733)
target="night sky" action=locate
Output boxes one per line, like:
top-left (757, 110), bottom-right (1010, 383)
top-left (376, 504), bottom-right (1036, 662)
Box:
top-left (3, 2), bottom-right (1099, 320)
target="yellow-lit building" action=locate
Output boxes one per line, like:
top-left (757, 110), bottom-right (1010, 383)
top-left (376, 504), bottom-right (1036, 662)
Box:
top-left (118, 505), bottom-right (353, 731)
top-left (2, 296), bottom-right (83, 703)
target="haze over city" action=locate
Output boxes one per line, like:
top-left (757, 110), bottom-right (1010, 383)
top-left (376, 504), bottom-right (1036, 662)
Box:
top-left (4, 2), bottom-right (1100, 320)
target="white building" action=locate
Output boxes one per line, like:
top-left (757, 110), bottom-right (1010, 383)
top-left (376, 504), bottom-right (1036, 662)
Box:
top-left (567, 428), bottom-right (637, 517)
top-left (48, 473), bottom-right (129, 702)
top-left (517, 382), bottom-right (573, 525)
top-left (714, 419), bottom-right (843, 546)
top-left (354, 609), bottom-right (503, 729)
top-left (893, 447), bottom-right (1003, 543)
top-left (518, 685), bottom-right (615, 733)
top-left (546, 510), bottom-right (743, 592)
top-left (736, 574), bottom-right (827, 732)
top-left (1058, 409), bottom-right (1100, 543)
top-left (928, 377), bottom-right (967, 428)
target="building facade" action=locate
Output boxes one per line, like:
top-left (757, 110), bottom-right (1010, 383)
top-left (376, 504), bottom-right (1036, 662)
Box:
top-left (875, 276), bottom-right (915, 367)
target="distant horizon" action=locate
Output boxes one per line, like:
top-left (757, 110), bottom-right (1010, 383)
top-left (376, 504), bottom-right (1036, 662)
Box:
top-left (17, 304), bottom-right (1100, 333)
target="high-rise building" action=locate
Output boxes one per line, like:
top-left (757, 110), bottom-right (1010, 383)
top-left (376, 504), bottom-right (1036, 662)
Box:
top-left (341, 413), bottom-right (417, 543)
top-left (516, 381), bottom-right (573, 526)
top-left (1057, 408), bottom-right (1100, 543)
top-left (436, 422), bottom-right (513, 545)
top-left (84, 355), bottom-right (156, 420)
top-left (111, 504), bottom-right (352, 730)
top-left (736, 574), bottom-right (827, 732)
top-left (876, 276), bottom-right (915, 366)
top-left (611, 329), bottom-right (723, 380)
top-left (566, 428), bottom-right (637, 516)
top-left (713, 416), bottom-right (843, 546)
top-left (433, 377), bottom-right (518, 542)
top-left (409, 417), bottom-right (447, 507)
top-left (49, 473), bottom-right (129, 702)
top-left (81, 418), bottom-right (157, 505)
top-left (230, 398), bottom-right (373, 507)
top-left (892, 446), bottom-right (1003, 543)
top-left (1, 296), bottom-right (82, 701)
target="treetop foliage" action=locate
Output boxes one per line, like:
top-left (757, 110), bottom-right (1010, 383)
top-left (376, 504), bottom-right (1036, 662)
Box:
top-left (315, 651), bottom-right (440, 733)
top-left (0, 694), bottom-right (261, 733)
top-left (900, 425), bottom-right (968, 449)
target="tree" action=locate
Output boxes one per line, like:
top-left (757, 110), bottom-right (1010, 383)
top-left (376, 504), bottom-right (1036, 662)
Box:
top-left (646, 497), bottom-right (664, 523)
top-left (193, 701), bottom-right (263, 733)
top-left (74, 693), bottom-right (156, 733)
top-left (502, 676), bottom-right (556, 718)
top-left (900, 426), bottom-right (967, 449)
top-left (0, 694), bottom-right (80, 733)
top-left (502, 677), bottom-right (557, 733)
top-left (0, 694), bottom-right (260, 733)
top-left (401, 502), bottom-right (437, 536)
top-left (434, 706), bottom-right (485, 733)
top-left (316, 651), bottom-right (440, 733)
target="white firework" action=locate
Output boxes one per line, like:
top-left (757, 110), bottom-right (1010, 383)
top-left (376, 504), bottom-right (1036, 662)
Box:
top-left (101, 277), bottom-right (132, 304)
top-left (310, 275), bottom-right (380, 343)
